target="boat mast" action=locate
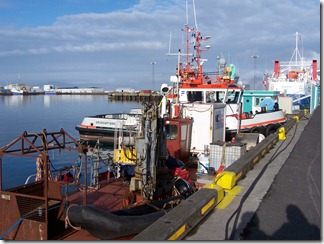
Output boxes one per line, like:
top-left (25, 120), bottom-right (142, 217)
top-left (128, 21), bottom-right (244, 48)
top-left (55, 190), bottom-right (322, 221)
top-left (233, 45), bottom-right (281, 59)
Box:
top-left (181, 0), bottom-right (211, 85)
top-left (184, 0), bottom-right (191, 70)
top-left (289, 32), bottom-right (303, 68)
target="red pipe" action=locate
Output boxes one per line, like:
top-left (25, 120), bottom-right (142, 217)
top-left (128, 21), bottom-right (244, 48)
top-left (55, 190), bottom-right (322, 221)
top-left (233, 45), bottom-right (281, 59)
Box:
top-left (312, 60), bottom-right (317, 81)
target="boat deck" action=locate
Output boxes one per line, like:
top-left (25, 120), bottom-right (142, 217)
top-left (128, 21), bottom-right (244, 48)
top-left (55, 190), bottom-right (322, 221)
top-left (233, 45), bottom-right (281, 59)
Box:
top-left (59, 178), bottom-right (134, 240)
top-left (60, 167), bottom-right (204, 240)
top-left (66, 178), bottom-right (131, 211)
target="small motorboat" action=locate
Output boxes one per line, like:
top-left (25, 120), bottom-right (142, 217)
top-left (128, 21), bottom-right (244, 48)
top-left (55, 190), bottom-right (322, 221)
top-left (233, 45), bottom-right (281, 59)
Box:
top-left (75, 108), bottom-right (142, 144)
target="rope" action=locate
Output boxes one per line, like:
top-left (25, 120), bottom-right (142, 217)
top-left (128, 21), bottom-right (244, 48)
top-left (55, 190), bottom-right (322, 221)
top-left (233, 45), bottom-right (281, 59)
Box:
top-left (64, 204), bottom-right (82, 230)
top-left (145, 201), bottom-right (168, 214)
top-left (220, 142), bottom-right (227, 166)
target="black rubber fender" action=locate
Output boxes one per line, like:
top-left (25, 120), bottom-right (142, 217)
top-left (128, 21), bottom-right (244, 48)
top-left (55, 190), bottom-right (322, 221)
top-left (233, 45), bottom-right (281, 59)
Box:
top-left (265, 124), bottom-right (278, 136)
top-left (67, 205), bottom-right (170, 240)
top-left (250, 126), bottom-right (266, 136)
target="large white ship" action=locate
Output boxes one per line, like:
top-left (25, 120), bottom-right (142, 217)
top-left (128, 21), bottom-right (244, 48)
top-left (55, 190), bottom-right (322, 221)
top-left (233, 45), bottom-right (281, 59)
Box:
top-left (263, 32), bottom-right (319, 110)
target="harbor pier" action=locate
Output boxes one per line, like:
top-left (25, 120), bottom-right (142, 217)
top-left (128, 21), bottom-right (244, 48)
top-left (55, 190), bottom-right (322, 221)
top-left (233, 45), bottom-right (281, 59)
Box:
top-left (107, 91), bottom-right (162, 102)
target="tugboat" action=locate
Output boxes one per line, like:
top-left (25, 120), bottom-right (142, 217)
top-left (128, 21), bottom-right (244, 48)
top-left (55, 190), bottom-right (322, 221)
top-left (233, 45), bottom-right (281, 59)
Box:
top-left (162, 9), bottom-right (287, 139)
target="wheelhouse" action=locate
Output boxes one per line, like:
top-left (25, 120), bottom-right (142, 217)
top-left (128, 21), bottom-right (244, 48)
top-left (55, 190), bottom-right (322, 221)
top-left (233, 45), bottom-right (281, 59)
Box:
top-left (169, 86), bottom-right (243, 105)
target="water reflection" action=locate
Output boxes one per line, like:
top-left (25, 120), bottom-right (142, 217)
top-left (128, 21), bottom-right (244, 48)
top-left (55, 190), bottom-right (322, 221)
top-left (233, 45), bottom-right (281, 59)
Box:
top-left (2, 95), bottom-right (29, 108)
top-left (44, 95), bottom-right (51, 107)
top-left (0, 95), bottom-right (139, 188)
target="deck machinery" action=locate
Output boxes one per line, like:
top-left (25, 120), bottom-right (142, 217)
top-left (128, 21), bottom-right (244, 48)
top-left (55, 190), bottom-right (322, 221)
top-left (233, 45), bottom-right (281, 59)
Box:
top-left (117, 102), bottom-right (194, 201)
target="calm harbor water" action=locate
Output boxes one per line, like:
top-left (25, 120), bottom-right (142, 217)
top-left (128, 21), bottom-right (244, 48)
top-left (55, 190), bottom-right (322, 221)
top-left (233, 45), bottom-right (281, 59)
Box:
top-left (0, 95), bottom-right (140, 189)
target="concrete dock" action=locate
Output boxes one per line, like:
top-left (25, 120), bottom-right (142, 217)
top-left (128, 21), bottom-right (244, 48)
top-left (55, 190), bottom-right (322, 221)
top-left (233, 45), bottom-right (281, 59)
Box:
top-left (184, 105), bottom-right (321, 240)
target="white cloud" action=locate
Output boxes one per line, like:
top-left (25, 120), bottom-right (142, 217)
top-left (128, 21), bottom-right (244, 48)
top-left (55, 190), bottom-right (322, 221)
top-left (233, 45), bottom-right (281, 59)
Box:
top-left (0, 0), bottom-right (320, 90)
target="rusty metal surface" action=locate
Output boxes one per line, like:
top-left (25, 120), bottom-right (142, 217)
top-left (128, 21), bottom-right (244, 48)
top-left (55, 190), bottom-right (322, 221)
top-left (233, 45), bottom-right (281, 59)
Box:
top-left (64, 178), bottom-right (131, 212)
top-left (0, 123), bottom-right (192, 240)
top-left (59, 179), bottom-right (132, 240)
top-left (0, 129), bottom-right (90, 240)
top-left (0, 128), bottom-right (84, 157)
top-left (0, 176), bottom-right (132, 240)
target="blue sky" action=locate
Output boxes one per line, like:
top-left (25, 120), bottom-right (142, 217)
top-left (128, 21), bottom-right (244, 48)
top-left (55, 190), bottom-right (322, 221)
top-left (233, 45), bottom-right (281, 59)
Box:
top-left (0, 0), bottom-right (321, 91)
top-left (0, 0), bottom-right (140, 27)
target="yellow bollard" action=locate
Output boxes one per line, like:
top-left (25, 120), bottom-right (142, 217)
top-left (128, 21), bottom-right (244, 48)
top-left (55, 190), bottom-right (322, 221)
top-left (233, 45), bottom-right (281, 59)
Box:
top-left (293, 115), bottom-right (299, 123)
top-left (304, 109), bottom-right (308, 116)
top-left (278, 127), bottom-right (286, 140)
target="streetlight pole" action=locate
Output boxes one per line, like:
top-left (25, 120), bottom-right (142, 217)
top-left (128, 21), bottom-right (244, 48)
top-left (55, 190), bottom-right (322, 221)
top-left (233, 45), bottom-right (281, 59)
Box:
top-left (251, 55), bottom-right (259, 89)
top-left (150, 61), bottom-right (157, 91)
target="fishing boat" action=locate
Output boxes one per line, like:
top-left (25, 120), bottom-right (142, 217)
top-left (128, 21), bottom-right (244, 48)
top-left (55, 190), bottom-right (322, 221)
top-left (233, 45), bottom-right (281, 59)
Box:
top-left (0, 100), bottom-right (200, 240)
top-left (263, 32), bottom-right (319, 110)
top-left (9, 87), bottom-right (26, 95)
top-left (75, 108), bottom-right (142, 144)
top-left (0, 87), bottom-right (12, 95)
top-left (4, 83), bottom-right (29, 95)
top-left (162, 15), bottom-right (287, 139)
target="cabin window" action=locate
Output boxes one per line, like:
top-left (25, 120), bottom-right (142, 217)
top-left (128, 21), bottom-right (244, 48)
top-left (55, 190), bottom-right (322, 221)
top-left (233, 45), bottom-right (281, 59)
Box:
top-left (186, 125), bottom-right (191, 152)
top-left (181, 125), bottom-right (187, 140)
top-left (187, 91), bottom-right (203, 102)
top-left (206, 91), bottom-right (215, 103)
top-left (166, 124), bottom-right (178, 140)
top-left (216, 91), bottom-right (226, 102)
top-left (205, 91), bottom-right (225, 103)
top-left (226, 90), bottom-right (241, 104)
top-left (206, 92), bottom-right (215, 103)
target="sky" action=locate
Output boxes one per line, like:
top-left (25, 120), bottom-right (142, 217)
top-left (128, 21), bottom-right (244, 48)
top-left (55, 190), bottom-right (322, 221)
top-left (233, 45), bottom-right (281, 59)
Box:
top-left (0, 0), bottom-right (321, 91)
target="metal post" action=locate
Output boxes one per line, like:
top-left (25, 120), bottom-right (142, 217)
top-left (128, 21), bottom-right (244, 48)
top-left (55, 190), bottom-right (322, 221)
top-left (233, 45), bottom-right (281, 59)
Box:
top-left (151, 61), bottom-right (156, 91)
top-left (43, 153), bottom-right (49, 225)
top-left (252, 55), bottom-right (259, 89)
top-left (237, 102), bottom-right (242, 135)
top-left (83, 150), bottom-right (87, 205)
top-left (0, 156), bottom-right (2, 190)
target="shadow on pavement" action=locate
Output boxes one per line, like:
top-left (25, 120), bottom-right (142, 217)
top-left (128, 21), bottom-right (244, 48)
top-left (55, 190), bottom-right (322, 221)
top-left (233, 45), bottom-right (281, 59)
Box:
top-left (240, 204), bottom-right (320, 240)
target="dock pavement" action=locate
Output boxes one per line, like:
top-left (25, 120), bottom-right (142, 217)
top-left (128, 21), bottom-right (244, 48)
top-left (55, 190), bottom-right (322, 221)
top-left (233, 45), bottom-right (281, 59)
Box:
top-left (184, 105), bottom-right (321, 240)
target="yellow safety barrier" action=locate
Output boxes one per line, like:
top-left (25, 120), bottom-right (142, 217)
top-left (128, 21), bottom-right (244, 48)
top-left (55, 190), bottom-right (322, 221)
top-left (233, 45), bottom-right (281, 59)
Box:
top-left (203, 171), bottom-right (236, 190)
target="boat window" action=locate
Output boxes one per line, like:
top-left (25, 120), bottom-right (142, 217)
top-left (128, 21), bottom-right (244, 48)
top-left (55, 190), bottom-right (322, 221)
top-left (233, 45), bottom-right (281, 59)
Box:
top-left (181, 125), bottom-right (187, 140)
top-left (206, 91), bottom-right (216, 103)
top-left (227, 90), bottom-right (240, 104)
top-left (186, 125), bottom-right (191, 152)
top-left (216, 91), bottom-right (225, 102)
top-left (206, 91), bottom-right (225, 103)
top-left (166, 124), bottom-right (178, 140)
top-left (187, 91), bottom-right (203, 102)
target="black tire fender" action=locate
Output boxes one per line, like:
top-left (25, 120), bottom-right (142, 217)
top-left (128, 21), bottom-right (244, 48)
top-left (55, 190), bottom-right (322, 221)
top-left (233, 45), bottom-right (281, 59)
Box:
top-left (250, 126), bottom-right (266, 136)
top-left (265, 124), bottom-right (278, 136)
top-left (250, 127), bottom-right (260, 133)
